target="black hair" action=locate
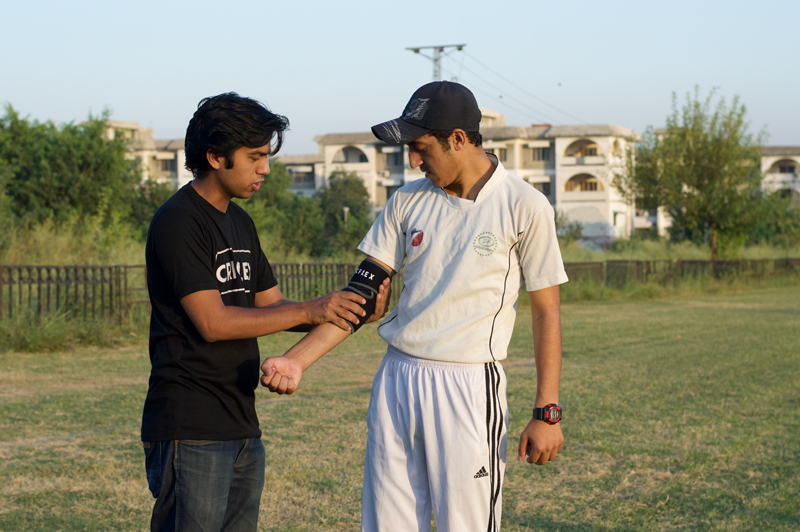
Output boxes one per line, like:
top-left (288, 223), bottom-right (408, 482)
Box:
top-left (428, 129), bottom-right (483, 152)
top-left (184, 92), bottom-right (289, 178)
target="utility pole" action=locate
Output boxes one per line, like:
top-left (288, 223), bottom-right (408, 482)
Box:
top-left (406, 44), bottom-right (466, 82)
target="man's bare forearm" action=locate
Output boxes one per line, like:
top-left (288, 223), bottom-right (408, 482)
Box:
top-left (181, 288), bottom-right (365, 342)
top-left (282, 256), bottom-right (394, 369)
top-left (531, 310), bottom-right (562, 406)
top-left (185, 298), bottom-right (312, 342)
top-left (261, 259), bottom-right (394, 393)
top-left (281, 323), bottom-right (351, 370)
top-left (183, 297), bottom-right (329, 342)
top-left (528, 286), bottom-right (563, 406)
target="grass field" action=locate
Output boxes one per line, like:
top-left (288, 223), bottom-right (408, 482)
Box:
top-left (1, 286), bottom-right (798, 531)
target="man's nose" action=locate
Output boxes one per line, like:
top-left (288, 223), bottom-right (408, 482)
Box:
top-left (408, 151), bottom-right (422, 169)
top-left (258, 158), bottom-right (270, 176)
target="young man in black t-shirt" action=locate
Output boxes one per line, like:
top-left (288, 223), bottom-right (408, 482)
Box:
top-left (142, 93), bottom-right (389, 532)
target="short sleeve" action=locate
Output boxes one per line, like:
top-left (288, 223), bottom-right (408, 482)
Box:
top-left (518, 202), bottom-right (569, 292)
top-left (148, 208), bottom-right (219, 300)
top-left (357, 193), bottom-right (405, 272)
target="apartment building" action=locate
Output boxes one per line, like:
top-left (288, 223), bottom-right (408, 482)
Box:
top-left (761, 146), bottom-right (800, 202)
top-left (109, 116), bottom-right (798, 245)
top-left (278, 112), bottom-right (640, 245)
top-left (104, 121), bottom-right (192, 188)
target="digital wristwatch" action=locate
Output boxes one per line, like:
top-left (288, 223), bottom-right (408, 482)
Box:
top-left (533, 403), bottom-right (562, 425)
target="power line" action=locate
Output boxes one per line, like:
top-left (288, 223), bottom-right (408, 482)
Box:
top-left (439, 62), bottom-right (557, 124)
top-left (456, 62), bottom-right (562, 124)
top-left (416, 45), bottom-right (588, 126)
top-left (463, 51), bottom-right (588, 124)
top-left (457, 76), bottom-right (556, 125)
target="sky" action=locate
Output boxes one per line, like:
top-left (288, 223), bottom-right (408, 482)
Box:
top-left (2, 0), bottom-right (798, 155)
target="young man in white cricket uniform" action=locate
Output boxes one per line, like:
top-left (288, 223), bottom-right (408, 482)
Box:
top-left (260, 81), bottom-right (568, 532)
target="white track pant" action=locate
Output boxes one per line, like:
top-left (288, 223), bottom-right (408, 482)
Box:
top-left (361, 348), bottom-right (508, 532)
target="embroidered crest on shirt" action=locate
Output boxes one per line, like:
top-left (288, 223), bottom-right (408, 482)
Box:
top-left (472, 232), bottom-right (498, 256)
top-left (411, 229), bottom-right (424, 247)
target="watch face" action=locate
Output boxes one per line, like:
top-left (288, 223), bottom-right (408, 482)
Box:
top-left (546, 406), bottom-right (561, 423)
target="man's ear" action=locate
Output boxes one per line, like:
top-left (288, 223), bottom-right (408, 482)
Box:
top-left (451, 129), bottom-right (469, 151)
top-left (207, 150), bottom-right (224, 170)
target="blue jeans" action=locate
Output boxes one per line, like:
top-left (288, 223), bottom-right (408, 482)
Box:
top-left (143, 438), bottom-right (265, 532)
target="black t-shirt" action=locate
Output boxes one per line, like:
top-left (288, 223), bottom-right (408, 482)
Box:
top-left (141, 183), bottom-right (277, 441)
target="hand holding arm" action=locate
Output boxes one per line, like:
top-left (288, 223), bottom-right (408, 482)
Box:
top-left (181, 285), bottom-right (368, 342)
top-left (302, 288), bottom-right (381, 329)
top-left (365, 277), bottom-right (392, 323)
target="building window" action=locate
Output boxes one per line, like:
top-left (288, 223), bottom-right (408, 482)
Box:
top-left (779, 164), bottom-right (796, 174)
top-left (161, 159), bottom-right (177, 173)
top-left (345, 147), bottom-right (367, 163)
top-left (531, 147), bottom-right (550, 161)
top-left (386, 152), bottom-right (403, 167)
top-left (565, 174), bottom-right (604, 192)
top-left (564, 139), bottom-right (603, 158)
top-left (335, 147), bottom-right (368, 163)
top-left (533, 182), bottom-right (551, 196)
top-left (486, 148), bottom-right (507, 162)
top-left (291, 172), bottom-right (315, 189)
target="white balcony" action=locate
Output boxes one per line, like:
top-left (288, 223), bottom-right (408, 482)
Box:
top-left (561, 155), bottom-right (606, 166)
top-left (560, 190), bottom-right (608, 202)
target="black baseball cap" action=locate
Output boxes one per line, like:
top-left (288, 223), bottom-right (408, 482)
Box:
top-left (371, 81), bottom-right (481, 145)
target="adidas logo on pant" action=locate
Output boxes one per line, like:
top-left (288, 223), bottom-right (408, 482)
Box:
top-left (473, 466), bottom-right (488, 479)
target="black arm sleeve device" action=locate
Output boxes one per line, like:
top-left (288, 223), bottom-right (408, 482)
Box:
top-left (341, 258), bottom-right (393, 333)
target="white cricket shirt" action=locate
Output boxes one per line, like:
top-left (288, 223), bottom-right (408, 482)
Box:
top-left (358, 159), bottom-right (568, 364)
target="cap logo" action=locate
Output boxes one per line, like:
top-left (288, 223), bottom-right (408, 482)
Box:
top-left (402, 98), bottom-right (430, 121)
top-left (381, 120), bottom-right (403, 144)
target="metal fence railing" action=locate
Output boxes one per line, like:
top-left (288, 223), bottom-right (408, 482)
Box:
top-left (564, 262), bottom-right (604, 285)
top-left (0, 265), bottom-right (126, 322)
top-left (2, 259), bottom-right (797, 321)
top-left (602, 258), bottom-right (800, 289)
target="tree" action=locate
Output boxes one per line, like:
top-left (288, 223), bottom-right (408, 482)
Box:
top-left (0, 105), bottom-right (141, 225)
top-left (237, 161), bottom-right (327, 258)
top-left (747, 189), bottom-right (800, 254)
top-left (0, 156), bottom-right (14, 229)
top-left (128, 179), bottom-right (177, 238)
top-left (616, 89), bottom-right (765, 260)
top-left (237, 165), bottom-right (372, 258)
top-left (317, 169), bottom-right (370, 223)
top-left (554, 209), bottom-right (584, 243)
top-left (315, 169), bottom-right (371, 255)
